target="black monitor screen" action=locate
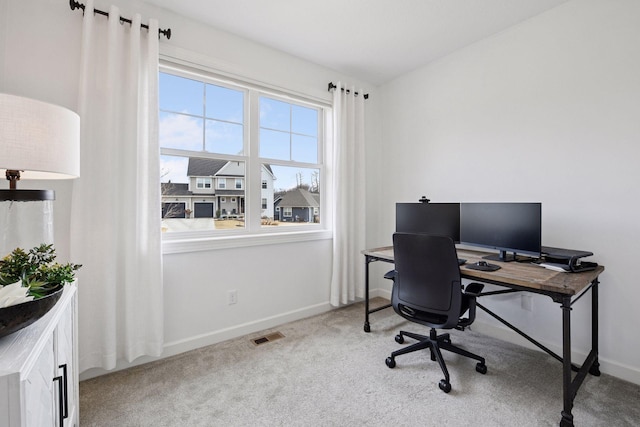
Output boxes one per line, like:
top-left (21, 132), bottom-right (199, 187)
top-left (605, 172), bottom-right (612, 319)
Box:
top-left (460, 203), bottom-right (541, 261)
top-left (395, 203), bottom-right (461, 243)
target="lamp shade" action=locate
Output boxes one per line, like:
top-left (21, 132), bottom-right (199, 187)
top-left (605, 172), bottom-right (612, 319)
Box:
top-left (0, 93), bottom-right (80, 180)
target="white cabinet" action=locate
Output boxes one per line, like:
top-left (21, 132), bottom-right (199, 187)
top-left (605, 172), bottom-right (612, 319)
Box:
top-left (0, 283), bottom-right (78, 427)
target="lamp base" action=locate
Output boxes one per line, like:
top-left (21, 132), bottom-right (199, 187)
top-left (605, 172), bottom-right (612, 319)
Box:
top-left (0, 190), bottom-right (55, 255)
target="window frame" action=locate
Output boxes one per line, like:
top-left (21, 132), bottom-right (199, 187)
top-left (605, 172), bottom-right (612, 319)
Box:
top-left (196, 177), bottom-right (212, 189)
top-left (159, 61), bottom-right (332, 254)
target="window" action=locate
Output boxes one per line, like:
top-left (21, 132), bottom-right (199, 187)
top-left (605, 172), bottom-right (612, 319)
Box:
top-left (196, 178), bottom-right (212, 189)
top-left (159, 66), bottom-right (325, 245)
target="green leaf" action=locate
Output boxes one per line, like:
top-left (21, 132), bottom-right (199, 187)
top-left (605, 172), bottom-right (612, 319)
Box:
top-left (0, 244), bottom-right (81, 300)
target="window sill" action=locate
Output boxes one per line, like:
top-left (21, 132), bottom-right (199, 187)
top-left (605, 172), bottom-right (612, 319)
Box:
top-left (162, 229), bottom-right (332, 254)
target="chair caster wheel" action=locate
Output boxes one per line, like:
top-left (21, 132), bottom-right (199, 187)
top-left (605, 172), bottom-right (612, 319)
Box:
top-left (476, 363), bottom-right (487, 375)
top-left (364, 323), bottom-right (370, 333)
top-left (395, 334), bottom-right (404, 344)
top-left (439, 379), bottom-right (451, 393)
top-left (386, 357), bottom-right (396, 368)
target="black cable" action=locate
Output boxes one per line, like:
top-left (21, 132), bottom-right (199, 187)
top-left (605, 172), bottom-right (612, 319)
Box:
top-left (328, 82), bottom-right (369, 100)
top-left (69, 0), bottom-right (171, 40)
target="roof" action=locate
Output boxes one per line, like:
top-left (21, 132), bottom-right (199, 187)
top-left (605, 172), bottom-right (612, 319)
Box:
top-left (187, 158), bottom-right (228, 177)
top-left (161, 182), bottom-right (191, 196)
top-left (278, 188), bottom-right (319, 208)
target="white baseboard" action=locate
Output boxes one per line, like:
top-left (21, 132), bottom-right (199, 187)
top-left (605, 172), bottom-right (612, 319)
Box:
top-left (80, 301), bottom-right (333, 381)
top-left (472, 320), bottom-right (640, 386)
top-left (163, 301), bottom-right (332, 356)
top-left (371, 288), bottom-right (392, 300)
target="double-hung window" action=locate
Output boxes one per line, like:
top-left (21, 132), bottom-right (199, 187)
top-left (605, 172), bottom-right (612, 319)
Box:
top-left (159, 65), bottom-right (326, 246)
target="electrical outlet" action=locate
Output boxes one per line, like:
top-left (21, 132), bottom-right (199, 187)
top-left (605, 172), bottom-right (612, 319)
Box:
top-left (228, 290), bottom-right (238, 305)
top-left (521, 294), bottom-right (532, 311)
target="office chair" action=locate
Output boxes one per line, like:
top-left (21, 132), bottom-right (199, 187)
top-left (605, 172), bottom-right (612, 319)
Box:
top-left (384, 232), bottom-right (487, 393)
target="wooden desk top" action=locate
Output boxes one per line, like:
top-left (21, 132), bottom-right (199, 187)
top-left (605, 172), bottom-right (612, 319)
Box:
top-left (362, 246), bottom-right (605, 297)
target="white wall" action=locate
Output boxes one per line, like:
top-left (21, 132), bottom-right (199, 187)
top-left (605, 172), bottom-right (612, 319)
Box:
top-left (1, 0), bottom-right (377, 378)
top-left (375, 0), bottom-right (640, 383)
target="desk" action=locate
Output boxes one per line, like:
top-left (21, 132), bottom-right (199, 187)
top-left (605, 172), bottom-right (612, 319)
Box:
top-left (362, 246), bottom-right (604, 427)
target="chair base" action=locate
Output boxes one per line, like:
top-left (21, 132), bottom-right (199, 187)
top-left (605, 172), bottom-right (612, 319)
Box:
top-left (385, 328), bottom-right (487, 393)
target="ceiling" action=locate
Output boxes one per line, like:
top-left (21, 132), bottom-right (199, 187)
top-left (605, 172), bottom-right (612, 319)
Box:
top-left (143, 0), bottom-right (570, 85)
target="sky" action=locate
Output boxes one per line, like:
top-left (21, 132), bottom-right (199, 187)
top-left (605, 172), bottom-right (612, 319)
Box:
top-left (158, 72), bottom-right (320, 192)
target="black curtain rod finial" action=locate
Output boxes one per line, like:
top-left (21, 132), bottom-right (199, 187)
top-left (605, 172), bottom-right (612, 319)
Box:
top-left (160, 28), bottom-right (172, 40)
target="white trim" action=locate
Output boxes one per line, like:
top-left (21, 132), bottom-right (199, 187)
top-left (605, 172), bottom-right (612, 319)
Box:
top-left (162, 229), bottom-right (332, 254)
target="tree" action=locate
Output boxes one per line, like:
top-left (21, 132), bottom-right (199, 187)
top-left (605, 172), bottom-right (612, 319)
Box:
top-left (160, 167), bottom-right (187, 218)
top-left (310, 171), bottom-right (320, 193)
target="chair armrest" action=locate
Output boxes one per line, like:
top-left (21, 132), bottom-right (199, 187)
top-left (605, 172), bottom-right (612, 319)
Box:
top-left (464, 282), bottom-right (484, 297)
top-left (458, 282), bottom-right (485, 329)
top-left (384, 270), bottom-right (396, 281)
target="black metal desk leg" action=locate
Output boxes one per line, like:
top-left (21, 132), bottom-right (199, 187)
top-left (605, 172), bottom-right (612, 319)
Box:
top-left (560, 296), bottom-right (574, 427)
top-left (364, 256), bottom-right (371, 332)
top-left (590, 279), bottom-right (601, 376)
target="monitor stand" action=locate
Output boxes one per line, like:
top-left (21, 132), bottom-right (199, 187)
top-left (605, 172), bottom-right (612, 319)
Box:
top-left (483, 250), bottom-right (516, 262)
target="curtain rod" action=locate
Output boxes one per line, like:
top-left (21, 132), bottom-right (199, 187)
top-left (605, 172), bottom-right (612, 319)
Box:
top-left (69, 0), bottom-right (172, 40)
top-left (328, 82), bottom-right (369, 100)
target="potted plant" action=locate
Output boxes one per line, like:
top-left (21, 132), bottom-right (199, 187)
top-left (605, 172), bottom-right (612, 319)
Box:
top-left (0, 244), bottom-right (81, 338)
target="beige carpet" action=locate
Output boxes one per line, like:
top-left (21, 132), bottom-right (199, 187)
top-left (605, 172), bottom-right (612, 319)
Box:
top-left (80, 299), bottom-right (640, 426)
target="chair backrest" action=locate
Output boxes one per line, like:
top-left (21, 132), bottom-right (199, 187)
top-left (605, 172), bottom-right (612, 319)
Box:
top-left (391, 232), bottom-right (463, 329)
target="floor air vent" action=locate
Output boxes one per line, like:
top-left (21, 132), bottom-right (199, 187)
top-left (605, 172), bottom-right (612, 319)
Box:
top-left (252, 332), bottom-right (285, 346)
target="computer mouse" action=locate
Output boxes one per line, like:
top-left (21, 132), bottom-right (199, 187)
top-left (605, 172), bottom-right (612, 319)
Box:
top-left (476, 261), bottom-right (489, 267)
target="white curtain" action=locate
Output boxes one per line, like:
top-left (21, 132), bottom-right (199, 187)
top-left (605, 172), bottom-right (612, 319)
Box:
top-left (330, 82), bottom-right (366, 306)
top-left (71, 0), bottom-right (163, 372)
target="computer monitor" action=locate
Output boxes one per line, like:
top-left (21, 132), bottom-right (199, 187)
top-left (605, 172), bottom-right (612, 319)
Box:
top-left (460, 202), bottom-right (542, 262)
top-left (395, 202), bottom-right (461, 243)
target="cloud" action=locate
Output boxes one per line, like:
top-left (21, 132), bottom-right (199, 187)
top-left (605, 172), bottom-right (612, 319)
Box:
top-left (159, 112), bottom-right (203, 151)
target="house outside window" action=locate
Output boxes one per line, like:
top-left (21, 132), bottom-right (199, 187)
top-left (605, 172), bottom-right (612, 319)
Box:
top-left (159, 66), bottom-right (327, 249)
top-left (283, 207), bottom-right (292, 217)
